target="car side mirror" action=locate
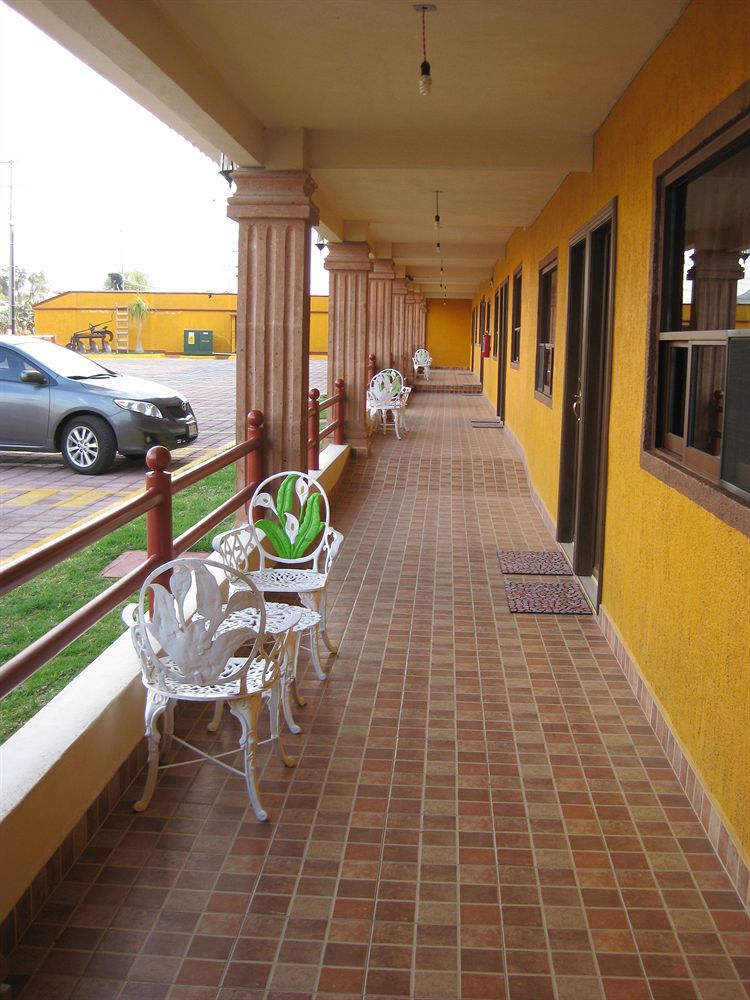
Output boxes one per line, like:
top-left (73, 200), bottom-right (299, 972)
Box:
top-left (20, 370), bottom-right (48, 385)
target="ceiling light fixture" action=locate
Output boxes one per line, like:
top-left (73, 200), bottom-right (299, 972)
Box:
top-left (436, 241), bottom-right (441, 254)
top-left (433, 190), bottom-right (442, 228)
top-left (414, 4), bottom-right (436, 96)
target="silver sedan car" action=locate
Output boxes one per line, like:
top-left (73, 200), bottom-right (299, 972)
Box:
top-left (0, 335), bottom-right (199, 474)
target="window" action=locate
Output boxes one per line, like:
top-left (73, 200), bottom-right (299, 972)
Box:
top-left (492, 289), bottom-right (499, 359)
top-left (510, 269), bottom-right (522, 366)
top-left (653, 124), bottom-right (750, 499)
top-left (535, 255), bottom-right (557, 398)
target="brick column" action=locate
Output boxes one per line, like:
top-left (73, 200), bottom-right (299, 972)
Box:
top-left (227, 170), bottom-right (318, 475)
top-left (392, 278), bottom-right (408, 377)
top-left (367, 259), bottom-right (395, 372)
top-left (325, 242), bottom-right (372, 452)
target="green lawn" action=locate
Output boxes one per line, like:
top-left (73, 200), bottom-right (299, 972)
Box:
top-left (0, 464), bottom-right (238, 744)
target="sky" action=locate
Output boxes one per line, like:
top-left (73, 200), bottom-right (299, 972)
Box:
top-left (0, 2), bottom-right (329, 297)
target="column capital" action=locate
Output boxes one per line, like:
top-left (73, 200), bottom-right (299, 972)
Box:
top-left (227, 169), bottom-right (319, 224)
top-left (369, 259), bottom-right (395, 281)
top-left (324, 242), bottom-right (372, 272)
top-left (392, 278), bottom-right (409, 296)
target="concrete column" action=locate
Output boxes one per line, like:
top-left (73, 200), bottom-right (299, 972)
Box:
top-left (392, 278), bottom-right (408, 377)
top-left (325, 242), bottom-right (372, 452)
top-left (687, 249), bottom-right (744, 330)
top-left (367, 259), bottom-right (395, 372)
top-left (416, 294), bottom-right (428, 352)
top-left (227, 169), bottom-right (318, 475)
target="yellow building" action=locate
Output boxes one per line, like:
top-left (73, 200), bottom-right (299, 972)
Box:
top-left (34, 290), bottom-right (330, 355)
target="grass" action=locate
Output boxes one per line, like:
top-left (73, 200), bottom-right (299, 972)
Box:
top-left (0, 463), bottom-right (238, 744)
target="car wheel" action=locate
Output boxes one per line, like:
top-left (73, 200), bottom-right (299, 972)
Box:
top-left (61, 416), bottom-right (117, 475)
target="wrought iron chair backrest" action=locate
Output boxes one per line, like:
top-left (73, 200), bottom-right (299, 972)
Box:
top-left (132, 557), bottom-right (271, 696)
top-left (249, 472), bottom-right (333, 570)
top-left (368, 368), bottom-right (406, 406)
top-left (413, 348), bottom-right (431, 366)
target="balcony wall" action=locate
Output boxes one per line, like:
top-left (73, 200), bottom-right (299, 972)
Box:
top-left (474, 0), bottom-right (750, 859)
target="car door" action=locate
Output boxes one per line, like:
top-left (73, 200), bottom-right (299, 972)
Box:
top-left (0, 346), bottom-right (52, 448)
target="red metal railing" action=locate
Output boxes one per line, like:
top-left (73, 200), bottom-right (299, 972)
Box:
top-left (0, 411), bottom-right (266, 700)
top-left (307, 378), bottom-right (345, 471)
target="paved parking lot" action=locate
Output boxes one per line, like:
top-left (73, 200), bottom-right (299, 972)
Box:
top-left (0, 355), bottom-right (327, 562)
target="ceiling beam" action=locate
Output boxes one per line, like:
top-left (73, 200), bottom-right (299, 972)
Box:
top-left (305, 128), bottom-right (592, 171)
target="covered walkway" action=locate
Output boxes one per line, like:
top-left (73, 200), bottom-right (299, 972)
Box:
top-left (7, 384), bottom-right (750, 1000)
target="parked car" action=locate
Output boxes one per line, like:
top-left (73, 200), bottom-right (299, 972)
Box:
top-left (0, 335), bottom-right (199, 474)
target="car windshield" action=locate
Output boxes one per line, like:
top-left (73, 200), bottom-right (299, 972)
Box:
top-left (17, 340), bottom-right (115, 379)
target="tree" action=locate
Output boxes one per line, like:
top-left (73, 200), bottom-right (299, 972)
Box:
top-left (0, 268), bottom-right (50, 333)
top-left (129, 296), bottom-right (149, 353)
top-left (104, 270), bottom-right (150, 291)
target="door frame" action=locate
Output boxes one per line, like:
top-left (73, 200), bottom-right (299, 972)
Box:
top-left (557, 199), bottom-right (617, 609)
top-left (496, 280), bottom-right (508, 421)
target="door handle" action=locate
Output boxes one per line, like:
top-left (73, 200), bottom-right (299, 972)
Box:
top-left (572, 392), bottom-right (582, 421)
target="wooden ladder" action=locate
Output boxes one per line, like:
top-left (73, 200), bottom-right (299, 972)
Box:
top-left (115, 305), bottom-right (129, 352)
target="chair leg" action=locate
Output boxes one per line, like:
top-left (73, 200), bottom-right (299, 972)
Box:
top-left (282, 636), bottom-right (303, 732)
top-left (301, 590), bottom-right (338, 656)
top-left (306, 621), bottom-right (328, 682)
top-left (161, 700), bottom-right (175, 760)
top-left (269, 684), bottom-right (297, 767)
top-left (393, 408), bottom-right (402, 440)
top-left (134, 691), bottom-right (169, 812)
top-left (228, 695), bottom-right (267, 821)
top-left (207, 701), bottom-right (224, 732)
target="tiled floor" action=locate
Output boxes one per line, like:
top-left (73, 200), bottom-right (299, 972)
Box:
top-left (7, 382), bottom-right (750, 999)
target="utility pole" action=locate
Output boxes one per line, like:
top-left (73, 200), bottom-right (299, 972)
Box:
top-left (2, 160), bottom-right (16, 335)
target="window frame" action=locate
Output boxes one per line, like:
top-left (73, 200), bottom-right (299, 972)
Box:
top-left (642, 81), bottom-right (750, 537)
top-left (534, 250), bottom-right (558, 405)
top-left (510, 268), bottom-right (522, 368)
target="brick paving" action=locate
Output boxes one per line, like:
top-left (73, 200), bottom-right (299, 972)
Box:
top-left (6, 381), bottom-right (750, 999)
top-left (0, 357), bottom-right (328, 563)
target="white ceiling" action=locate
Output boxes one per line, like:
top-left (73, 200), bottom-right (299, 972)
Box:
top-left (12, 0), bottom-right (688, 296)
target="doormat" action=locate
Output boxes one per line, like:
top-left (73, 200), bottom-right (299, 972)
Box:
top-left (470, 418), bottom-right (504, 428)
top-left (497, 549), bottom-right (572, 575)
top-left (504, 580), bottom-right (592, 615)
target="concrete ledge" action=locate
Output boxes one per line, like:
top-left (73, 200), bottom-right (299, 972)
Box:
top-left (0, 631), bottom-right (145, 924)
top-left (311, 442), bottom-right (350, 501)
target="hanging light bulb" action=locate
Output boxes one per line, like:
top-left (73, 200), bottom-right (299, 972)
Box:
top-left (436, 241), bottom-right (441, 254)
top-left (434, 190), bottom-right (441, 228)
top-left (414, 5), bottom-right (436, 96)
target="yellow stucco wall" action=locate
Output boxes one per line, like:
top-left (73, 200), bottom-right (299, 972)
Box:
top-left (426, 298), bottom-right (472, 367)
top-left (310, 294), bottom-right (328, 355)
top-left (35, 291), bottom-right (330, 356)
top-left (475, 0), bottom-right (750, 857)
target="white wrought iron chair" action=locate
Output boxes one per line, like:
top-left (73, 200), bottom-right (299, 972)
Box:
top-left (412, 347), bottom-right (432, 380)
top-left (213, 472), bottom-right (343, 668)
top-left (125, 556), bottom-right (301, 822)
top-left (366, 368), bottom-right (410, 439)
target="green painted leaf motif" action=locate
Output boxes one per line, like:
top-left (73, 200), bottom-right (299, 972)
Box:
top-left (291, 493), bottom-right (322, 558)
top-left (277, 474), bottom-right (298, 519)
top-left (255, 518), bottom-right (292, 558)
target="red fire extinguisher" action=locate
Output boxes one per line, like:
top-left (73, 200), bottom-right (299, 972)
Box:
top-left (482, 332), bottom-right (491, 358)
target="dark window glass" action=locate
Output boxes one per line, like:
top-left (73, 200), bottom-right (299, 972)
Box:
top-left (655, 129), bottom-right (750, 498)
top-left (535, 262), bottom-right (557, 396)
top-left (511, 271), bottom-right (522, 365)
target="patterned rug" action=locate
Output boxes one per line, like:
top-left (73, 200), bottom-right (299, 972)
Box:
top-left (497, 549), bottom-right (573, 575)
top-left (504, 580), bottom-right (592, 615)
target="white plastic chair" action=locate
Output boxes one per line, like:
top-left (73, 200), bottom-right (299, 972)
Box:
top-left (366, 368), bottom-right (410, 439)
top-left (412, 347), bottom-right (432, 380)
top-left (213, 472), bottom-right (343, 668)
top-left (125, 556), bottom-right (301, 821)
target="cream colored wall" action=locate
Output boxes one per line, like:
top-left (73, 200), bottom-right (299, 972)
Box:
top-left (475, 0), bottom-right (750, 856)
top-left (425, 298), bottom-right (472, 367)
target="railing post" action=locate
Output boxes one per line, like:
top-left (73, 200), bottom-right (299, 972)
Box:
top-left (308, 388), bottom-right (321, 471)
top-left (245, 410), bottom-right (264, 490)
top-left (145, 446), bottom-right (173, 611)
top-left (334, 378), bottom-right (345, 445)
top-left (367, 353), bottom-right (376, 384)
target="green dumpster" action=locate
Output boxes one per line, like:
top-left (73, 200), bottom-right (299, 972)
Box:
top-left (184, 330), bottom-right (213, 355)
